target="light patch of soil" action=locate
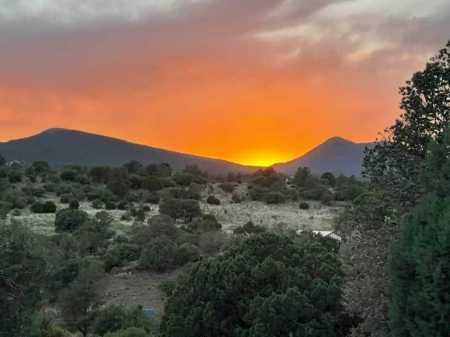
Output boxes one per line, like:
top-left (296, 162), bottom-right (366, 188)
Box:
top-left (99, 270), bottom-right (181, 319)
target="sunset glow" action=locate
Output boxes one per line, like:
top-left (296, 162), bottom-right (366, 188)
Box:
top-left (1, 0), bottom-right (449, 165)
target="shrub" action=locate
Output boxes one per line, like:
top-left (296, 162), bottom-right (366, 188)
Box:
top-left (146, 193), bottom-right (160, 205)
top-left (187, 214), bottom-right (221, 233)
top-left (31, 201), bottom-right (57, 213)
top-left (131, 215), bottom-right (178, 247)
top-left (105, 201), bottom-right (117, 210)
top-left (299, 202), bottom-right (310, 210)
top-left (174, 243), bottom-right (201, 266)
top-left (69, 199), bottom-right (80, 210)
top-left (60, 194), bottom-right (72, 204)
top-left (161, 233), bottom-right (348, 337)
top-left (104, 243), bottom-right (140, 272)
top-left (55, 208), bottom-right (89, 232)
top-left (159, 198), bottom-right (201, 222)
top-left (92, 199), bottom-right (104, 209)
top-left (206, 195), bottom-right (221, 205)
top-left (264, 191), bottom-right (285, 204)
top-left (60, 170), bottom-right (77, 182)
top-left (139, 237), bottom-right (178, 272)
top-left (234, 221), bottom-right (266, 235)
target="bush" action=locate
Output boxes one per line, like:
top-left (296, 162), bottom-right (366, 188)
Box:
top-left (174, 243), bottom-right (201, 266)
top-left (60, 170), bottom-right (77, 182)
top-left (139, 237), bottom-right (178, 272)
top-left (264, 191), bottom-right (285, 204)
top-left (92, 199), bottom-right (104, 209)
top-left (159, 198), bottom-right (201, 222)
top-left (55, 208), bottom-right (89, 232)
top-left (131, 215), bottom-right (178, 247)
top-left (104, 243), bottom-right (140, 272)
top-left (187, 214), bottom-right (221, 233)
top-left (299, 202), bottom-right (310, 210)
top-left (161, 233), bottom-right (348, 337)
top-left (206, 195), bottom-right (221, 205)
top-left (69, 199), bottom-right (80, 210)
top-left (234, 221), bottom-right (266, 235)
top-left (31, 201), bottom-right (57, 213)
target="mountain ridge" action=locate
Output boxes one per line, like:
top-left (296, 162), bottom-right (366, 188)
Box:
top-left (0, 128), bottom-right (373, 175)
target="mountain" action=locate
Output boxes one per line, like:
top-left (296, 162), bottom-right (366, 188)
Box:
top-left (0, 129), bottom-right (373, 175)
top-left (0, 128), bottom-right (260, 174)
top-left (273, 137), bottom-right (374, 176)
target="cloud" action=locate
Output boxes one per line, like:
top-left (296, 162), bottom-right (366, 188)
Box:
top-left (0, 0), bottom-right (449, 163)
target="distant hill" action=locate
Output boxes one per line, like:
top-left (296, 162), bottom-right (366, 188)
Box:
top-left (0, 128), bottom-right (260, 174)
top-left (273, 137), bottom-right (374, 176)
top-left (0, 129), bottom-right (373, 175)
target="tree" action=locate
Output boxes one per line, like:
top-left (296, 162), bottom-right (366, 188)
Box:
top-left (123, 160), bottom-right (143, 174)
top-left (389, 130), bottom-right (450, 337)
top-left (363, 41), bottom-right (450, 209)
top-left (0, 224), bottom-right (47, 337)
top-left (31, 161), bottom-right (50, 175)
top-left (389, 195), bottom-right (450, 337)
top-left (60, 257), bottom-right (104, 337)
top-left (161, 232), bottom-right (353, 337)
top-left (159, 198), bottom-right (201, 222)
top-left (107, 168), bottom-right (130, 197)
top-left (321, 172), bottom-right (336, 187)
top-left (131, 215), bottom-right (178, 248)
top-left (293, 167), bottom-right (314, 188)
top-left (0, 153), bottom-right (6, 166)
top-left (139, 237), bottom-right (178, 272)
top-left (55, 208), bottom-right (89, 232)
top-left (76, 211), bottom-right (114, 256)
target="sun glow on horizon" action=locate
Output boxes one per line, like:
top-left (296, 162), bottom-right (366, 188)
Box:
top-left (236, 151), bottom-right (288, 167)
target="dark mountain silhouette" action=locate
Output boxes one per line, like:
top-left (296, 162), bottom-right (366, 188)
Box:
top-left (0, 128), bottom-right (260, 174)
top-left (273, 137), bottom-right (374, 176)
top-left (0, 129), bottom-right (372, 175)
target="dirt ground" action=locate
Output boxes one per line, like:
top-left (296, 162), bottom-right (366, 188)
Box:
top-left (99, 269), bottom-right (181, 319)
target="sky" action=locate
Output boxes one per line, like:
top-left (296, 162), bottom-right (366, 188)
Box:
top-left (0, 0), bottom-right (449, 166)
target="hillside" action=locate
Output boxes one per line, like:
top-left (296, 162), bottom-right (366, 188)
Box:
top-left (273, 137), bottom-right (373, 176)
top-left (0, 128), bottom-right (259, 174)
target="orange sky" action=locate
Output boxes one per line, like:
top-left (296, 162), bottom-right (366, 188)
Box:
top-left (0, 0), bottom-right (449, 166)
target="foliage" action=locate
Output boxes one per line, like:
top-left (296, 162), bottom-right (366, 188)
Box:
top-left (159, 198), bottom-right (202, 222)
top-left (363, 41), bottom-right (450, 210)
top-left (59, 257), bottom-right (104, 337)
top-left (161, 232), bottom-right (351, 337)
top-left (0, 223), bottom-right (47, 337)
top-left (389, 195), bottom-right (450, 337)
top-left (55, 208), bottom-right (89, 232)
top-left (76, 211), bottom-right (114, 256)
top-left (139, 237), bottom-right (178, 272)
top-left (93, 305), bottom-right (154, 337)
top-left (187, 214), bottom-right (222, 233)
top-left (206, 195), bottom-right (221, 205)
top-left (233, 221), bottom-right (266, 235)
top-left (31, 201), bottom-right (57, 214)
